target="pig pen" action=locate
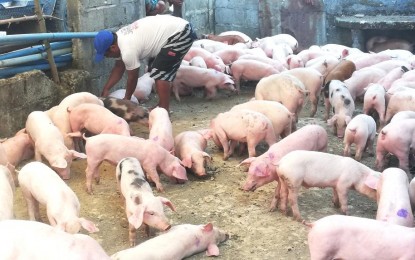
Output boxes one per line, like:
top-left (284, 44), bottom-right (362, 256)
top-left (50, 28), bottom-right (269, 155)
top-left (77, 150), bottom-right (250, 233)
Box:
top-left (12, 83), bottom-right (378, 259)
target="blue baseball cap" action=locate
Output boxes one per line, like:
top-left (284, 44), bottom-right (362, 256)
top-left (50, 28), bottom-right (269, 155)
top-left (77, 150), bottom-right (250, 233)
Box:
top-left (94, 30), bottom-right (114, 62)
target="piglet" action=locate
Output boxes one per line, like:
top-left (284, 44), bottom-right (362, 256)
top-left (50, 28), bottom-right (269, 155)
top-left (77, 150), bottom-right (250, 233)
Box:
top-left (172, 66), bottom-right (236, 101)
top-left (325, 80), bottom-right (355, 138)
top-left (277, 150), bottom-right (379, 221)
top-left (230, 100), bottom-right (293, 138)
top-left (210, 109), bottom-right (276, 160)
top-left (240, 124), bottom-right (328, 211)
top-left (281, 67), bottom-right (324, 117)
top-left (306, 215), bottom-right (415, 260)
top-left (102, 97), bottom-right (149, 126)
top-left (384, 90), bottom-right (415, 123)
top-left (174, 129), bottom-right (212, 176)
top-left (149, 107), bottom-right (174, 153)
top-left (409, 178), bottom-right (415, 211)
top-left (83, 134), bottom-right (187, 193)
top-left (0, 220), bottom-right (110, 260)
top-left (183, 47), bottom-right (227, 72)
top-left (255, 73), bottom-right (308, 123)
top-left (46, 92), bottom-right (104, 151)
top-left (375, 119), bottom-right (415, 175)
top-left (109, 89), bottom-right (139, 103)
top-left (363, 83), bottom-right (386, 128)
top-left (0, 165), bottom-right (14, 220)
top-left (375, 167), bottom-right (413, 227)
top-left (229, 59), bottom-right (280, 92)
top-left (67, 103), bottom-right (131, 137)
top-left (18, 161), bottom-right (98, 234)
top-left (0, 128), bottom-right (34, 177)
top-left (110, 223), bottom-right (229, 260)
top-left (343, 114), bottom-right (376, 161)
top-left (25, 111), bottom-right (86, 179)
top-left (391, 110), bottom-right (415, 123)
top-left (116, 157), bottom-right (176, 246)
top-left (323, 59), bottom-right (356, 86)
top-left (134, 72), bottom-right (154, 102)
top-left (189, 56), bottom-right (208, 68)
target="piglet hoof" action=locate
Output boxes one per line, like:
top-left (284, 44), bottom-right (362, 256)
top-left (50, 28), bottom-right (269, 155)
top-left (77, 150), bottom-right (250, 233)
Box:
top-left (85, 184), bottom-right (94, 195)
top-left (156, 185), bottom-right (165, 193)
top-left (279, 208), bottom-right (288, 216)
top-left (269, 206), bottom-right (277, 212)
top-left (95, 177), bottom-right (100, 185)
top-left (293, 216), bottom-right (303, 222)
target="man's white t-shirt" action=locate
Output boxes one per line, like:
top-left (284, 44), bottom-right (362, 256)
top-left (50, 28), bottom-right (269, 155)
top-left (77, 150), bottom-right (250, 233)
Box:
top-left (116, 15), bottom-right (188, 71)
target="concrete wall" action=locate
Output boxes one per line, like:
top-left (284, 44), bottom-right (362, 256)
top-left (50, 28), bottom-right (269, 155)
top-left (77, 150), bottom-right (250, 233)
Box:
top-left (183, 0), bottom-right (215, 37)
top-left (325, 0), bottom-right (415, 46)
top-left (214, 0), bottom-right (260, 40)
top-left (213, 0), bottom-right (326, 50)
top-left (0, 69), bottom-right (90, 137)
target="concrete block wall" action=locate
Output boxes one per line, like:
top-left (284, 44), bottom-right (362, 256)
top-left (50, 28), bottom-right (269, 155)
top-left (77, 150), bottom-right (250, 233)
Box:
top-left (214, 0), bottom-right (260, 40)
top-left (183, 0), bottom-right (215, 37)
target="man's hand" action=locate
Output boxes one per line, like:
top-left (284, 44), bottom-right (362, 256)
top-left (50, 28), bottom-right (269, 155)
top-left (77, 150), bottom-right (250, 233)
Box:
top-left (169, 0), bottom-right (183, 6)
top-left (101, 88), bottom-right (110, 97)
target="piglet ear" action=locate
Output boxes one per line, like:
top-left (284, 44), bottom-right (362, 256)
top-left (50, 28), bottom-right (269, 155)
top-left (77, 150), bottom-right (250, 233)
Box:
top-left (206, 244), bottom-right (220, 257)
top-left (327, 115), bottom-right (337, 126)
top-left (159, 196), bottom-right (176, 212)
top-left (238, 157), bottom-right (256, 167)
top-left (364, 171), bottom-right (381, 190)
top-left (198, 129), bottom-right (213, 140)
top-left (129, 205), bottom-right (145, 229)
top-left (255, 166), bottom-right (270, 177)
top-left (79, 217), bottom-right (99, 233)
top-left (203, 223), bottom-right (213, 232)
top-left (202, 152), bottom-right (212, 162)
top-left (51, 158), bottom-right (67, 169)
top-left (181, 156), bottom-right (192, 168)
top-left (173, 165), bottom-right (188, 181)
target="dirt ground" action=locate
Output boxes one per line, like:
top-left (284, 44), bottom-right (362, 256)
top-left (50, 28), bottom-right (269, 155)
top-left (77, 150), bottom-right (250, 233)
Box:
top-left (13, 83), bottom-right (379, 259)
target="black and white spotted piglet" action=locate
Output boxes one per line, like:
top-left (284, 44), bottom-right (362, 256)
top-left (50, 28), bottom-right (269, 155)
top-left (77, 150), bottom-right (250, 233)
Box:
top-left (102, 97), bottom-right (149, 126)
top-left (116, 157), bottom-right (176, 247)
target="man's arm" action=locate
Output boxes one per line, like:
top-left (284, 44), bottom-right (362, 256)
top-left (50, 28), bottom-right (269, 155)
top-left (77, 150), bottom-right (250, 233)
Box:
top-left (101, 59), bottom-right (126, 97)
top-left (124, 68), bottom-right (140, 100)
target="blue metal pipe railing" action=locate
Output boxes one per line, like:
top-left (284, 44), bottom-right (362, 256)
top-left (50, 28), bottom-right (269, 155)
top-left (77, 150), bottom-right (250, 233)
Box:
top-left (0, 41), bottom-right (72, 61)
top-left (0, 61), bottom-right (71, 78)
top-left (0, 32), bottom-right (98, 44)
top-left (0, 47), bottom-right (72, 67)
top-left (22, 54), bottom-right (72, 66)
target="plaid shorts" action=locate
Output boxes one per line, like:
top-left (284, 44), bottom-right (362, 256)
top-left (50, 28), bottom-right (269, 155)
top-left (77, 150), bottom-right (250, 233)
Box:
top-left (149, 23), bottom-right (197, 82)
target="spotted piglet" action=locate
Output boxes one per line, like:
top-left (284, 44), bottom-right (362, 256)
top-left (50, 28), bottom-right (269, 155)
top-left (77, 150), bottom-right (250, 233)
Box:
top-left (102, 97), bottom-right (149, 126)
top-left (116, 157), bottom-right (176, 247)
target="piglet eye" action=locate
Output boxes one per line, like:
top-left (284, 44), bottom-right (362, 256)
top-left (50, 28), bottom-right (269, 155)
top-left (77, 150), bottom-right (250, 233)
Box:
top-left (149, 211), bottom-right (155, 215)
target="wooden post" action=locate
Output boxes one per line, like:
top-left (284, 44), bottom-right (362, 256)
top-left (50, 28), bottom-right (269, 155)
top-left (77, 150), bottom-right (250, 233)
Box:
top-left (33, 0), bottom-right (60, 84)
